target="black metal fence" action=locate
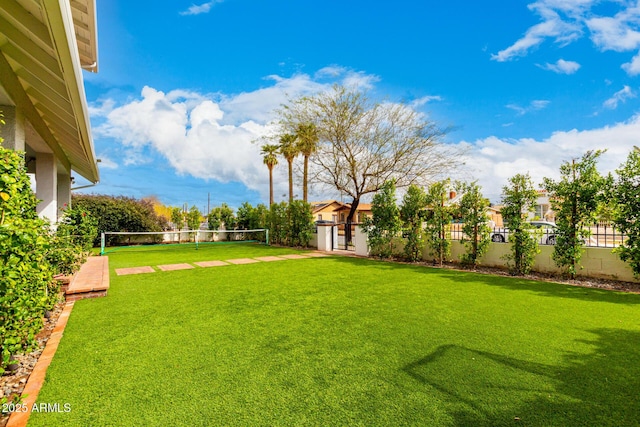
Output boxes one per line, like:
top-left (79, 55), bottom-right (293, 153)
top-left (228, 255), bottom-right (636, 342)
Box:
top-left (449, 223), bottom-right (627, 248)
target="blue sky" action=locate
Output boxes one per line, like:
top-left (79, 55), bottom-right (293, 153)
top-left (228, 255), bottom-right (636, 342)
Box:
top-left (78, 0), bottom-right (640, 209)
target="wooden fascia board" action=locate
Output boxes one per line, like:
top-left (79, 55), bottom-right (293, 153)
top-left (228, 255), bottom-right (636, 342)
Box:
top-left (42, 0), bottom-right (98, 183)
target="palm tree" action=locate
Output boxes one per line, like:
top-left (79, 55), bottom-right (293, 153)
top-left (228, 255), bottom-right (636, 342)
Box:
top-left (279, 133), bottom-right (298, 203)
top-left (296, 123), bottom-right (319, 202)
top-left (261, 144), bottom-right (279, 206)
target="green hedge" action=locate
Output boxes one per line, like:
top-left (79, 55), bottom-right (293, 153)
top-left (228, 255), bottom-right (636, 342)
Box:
top-left (0, 147), bottom-right (56, 373)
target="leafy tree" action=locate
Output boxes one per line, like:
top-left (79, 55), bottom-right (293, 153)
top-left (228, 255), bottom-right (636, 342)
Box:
top-left (543, 150), bottom-right (606, 278)
top-left (208, 203), bottom-right (235, 230)
top-left (287, 200), bottom-right (315, 247)
top-left (143, 196), bottom-right (173, 224)
top-left (612, 150), bottom-right (640, 276)
top-left (400, 184), bottom-right (427, 262)
top-left (170, 207), bottom-right (184, 230)
top-left (279, 85), bottom-right (460, 247)
top-left (295, 122), bottom-right (319, 202)
top-left (268, 202), bottom-right (288, 245)
top-left (236, 202), bottom-right (269, 242)
top-left (424, 180), bottom-right (454, 267)
top-left (261, 144), bottom-right (279, 206)
top-left (236, 202), bottom-right (254, 230)
top-left (72, 194), bottom-right (168, 246)
top-left (501, 173), bottom-right (539, 275)
top-left (457, 181), bottom-right (491, 267)
top-left (279, 133), bottom-right (299, 203)
top-left (186, 206), bottom-right (202, 230)
top-left (363, 179), bottom-right (402, 258)
top-left (57, 204), bottom-right (98, 252)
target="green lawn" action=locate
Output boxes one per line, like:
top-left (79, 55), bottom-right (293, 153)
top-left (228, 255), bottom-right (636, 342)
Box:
top-left (29, 245), bottom-right (640, 426)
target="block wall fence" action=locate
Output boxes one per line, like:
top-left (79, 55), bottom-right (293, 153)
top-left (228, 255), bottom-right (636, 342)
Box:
top-left (312, 226), bottom-right (640, 284)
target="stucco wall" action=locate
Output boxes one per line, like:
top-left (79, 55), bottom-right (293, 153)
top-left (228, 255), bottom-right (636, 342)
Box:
top-left (444, 241), bottom-right (639, 283)
top-left (354, 226), bottom-right (639, 283)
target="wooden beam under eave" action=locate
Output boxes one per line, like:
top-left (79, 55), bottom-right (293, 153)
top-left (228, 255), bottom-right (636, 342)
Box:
top-left (0, 2), bottom-right (53, 50)
top-left (0, 14), bottom-right (59, 74)
top-left (5, 48), bottom-right (67, 96)
top-left (0, 52), bottom-right (70, 171)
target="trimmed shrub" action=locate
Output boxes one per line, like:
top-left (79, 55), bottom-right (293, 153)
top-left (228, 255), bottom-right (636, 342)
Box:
top-left (0, 146), bottom-right (56, 373)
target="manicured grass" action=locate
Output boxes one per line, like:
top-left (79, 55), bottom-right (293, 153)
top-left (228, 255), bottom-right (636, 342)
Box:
top-left (29, 249), bottom-right (640, 426)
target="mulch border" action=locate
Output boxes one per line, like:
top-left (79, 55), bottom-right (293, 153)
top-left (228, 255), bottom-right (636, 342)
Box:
top-left (6, 301), bottom-right (75, 427)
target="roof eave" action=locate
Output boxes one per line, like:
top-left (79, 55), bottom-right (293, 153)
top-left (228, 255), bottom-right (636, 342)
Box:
top-left (43, 0), bottom-right (99, 183)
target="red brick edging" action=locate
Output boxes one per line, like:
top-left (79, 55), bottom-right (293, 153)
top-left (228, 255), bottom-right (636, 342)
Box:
top-left (6, 301), bottom-right (75, 427)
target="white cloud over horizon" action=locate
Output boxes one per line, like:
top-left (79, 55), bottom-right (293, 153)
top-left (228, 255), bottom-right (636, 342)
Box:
top-left (90, 70), bottom-right (640, 205)
top-left (460, 114), bottom-right (640, 201)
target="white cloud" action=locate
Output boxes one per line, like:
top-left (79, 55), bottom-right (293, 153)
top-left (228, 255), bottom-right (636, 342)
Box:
top-left (88, 98), bottom-right (116, 116)
top-left (492, 2), bottom-right (583, 61)
top-left (587, 15), bottom-right (640, 52)
top-left (180, 1), bottom-right (224, 16)
top-left (458, 114), bottom-right (640, 202)
top-left (622, 51), bottom-right (640, 75)
top-left (493, 0), bottom-right (640, 74)
top-left (603, 85), bottom-right (636, 109)
top-left (96, 154), bottom-right (118, 169)
top-left (95, 86), bottom-right (275, 199)
top-left (91, 69), bottom-right (383, 202)
top-left (539, 58), bottom-right (581, 74)
top-left (506, 99), bottom-right (550, 116)
top-left (410, 95), bottom-right (442, 108)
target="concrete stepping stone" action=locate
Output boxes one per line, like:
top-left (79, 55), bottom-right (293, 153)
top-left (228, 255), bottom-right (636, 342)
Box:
top-left (279, 254), bottom-right (310, 259)
top-left (194, 260), bottom-right (230, 267)
top-left (304, 252), bottom-right (330, 257)
top-left (226, 258), bottom-right (260, 265)
top-left (254, 256), bottom-right (286, 262)
top-left (115, 266), bottom-right (155, 276)
top-left (157, 263), bottom-right (194, 271)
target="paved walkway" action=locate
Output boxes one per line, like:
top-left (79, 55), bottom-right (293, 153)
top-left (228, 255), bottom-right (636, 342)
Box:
top-left (115, 252), bottom-right (330, 276)
top-left (65, 256), bottom-right (110, 301)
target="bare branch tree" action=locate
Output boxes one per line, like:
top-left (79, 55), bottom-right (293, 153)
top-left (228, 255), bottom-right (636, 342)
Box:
top-left (279, 85), bottom-right (463, 246)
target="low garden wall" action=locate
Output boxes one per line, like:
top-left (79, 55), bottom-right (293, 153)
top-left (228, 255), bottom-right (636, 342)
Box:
top-left (350, 226), bottom-right (639, 284)
top-left (444, 241), bottom-right (638, 283)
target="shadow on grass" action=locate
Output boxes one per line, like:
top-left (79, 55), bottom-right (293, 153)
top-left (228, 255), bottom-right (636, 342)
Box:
top-left (403, 328), bottom-right (640, 426)
top-left (327, 255), bottom-right (640, 305)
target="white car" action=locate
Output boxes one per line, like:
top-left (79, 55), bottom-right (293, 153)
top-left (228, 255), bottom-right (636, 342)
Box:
top-left (490, 221), bottom-right (558, 245)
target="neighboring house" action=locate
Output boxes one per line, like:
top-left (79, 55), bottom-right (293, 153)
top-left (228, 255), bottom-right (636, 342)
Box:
top-left (534, 189), bottom-right (555, 222)
top-left (0, 0), bottom-right (100, 223)
top-left (487, 205), bottom-right (503, 227)
top-left (311, 200), bottom-right (373, 223)
top-left (486, 190), bottom-right (555, 227)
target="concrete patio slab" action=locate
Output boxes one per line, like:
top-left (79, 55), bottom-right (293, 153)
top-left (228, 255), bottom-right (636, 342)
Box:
top-left (157, 263), bottom-right (194, 271)
top-left (279, 254), bottom-right (310, 259)
top-left (226, 258), bottom-right (260, 265)
top-left (115, 266), bottom-right (155, 276)
top-left (194, 260), bottom-right (230, 267)
top-left (304, 252), bottom-right (330, 257)
top-left (254, 256), bottom-right (286, 262)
